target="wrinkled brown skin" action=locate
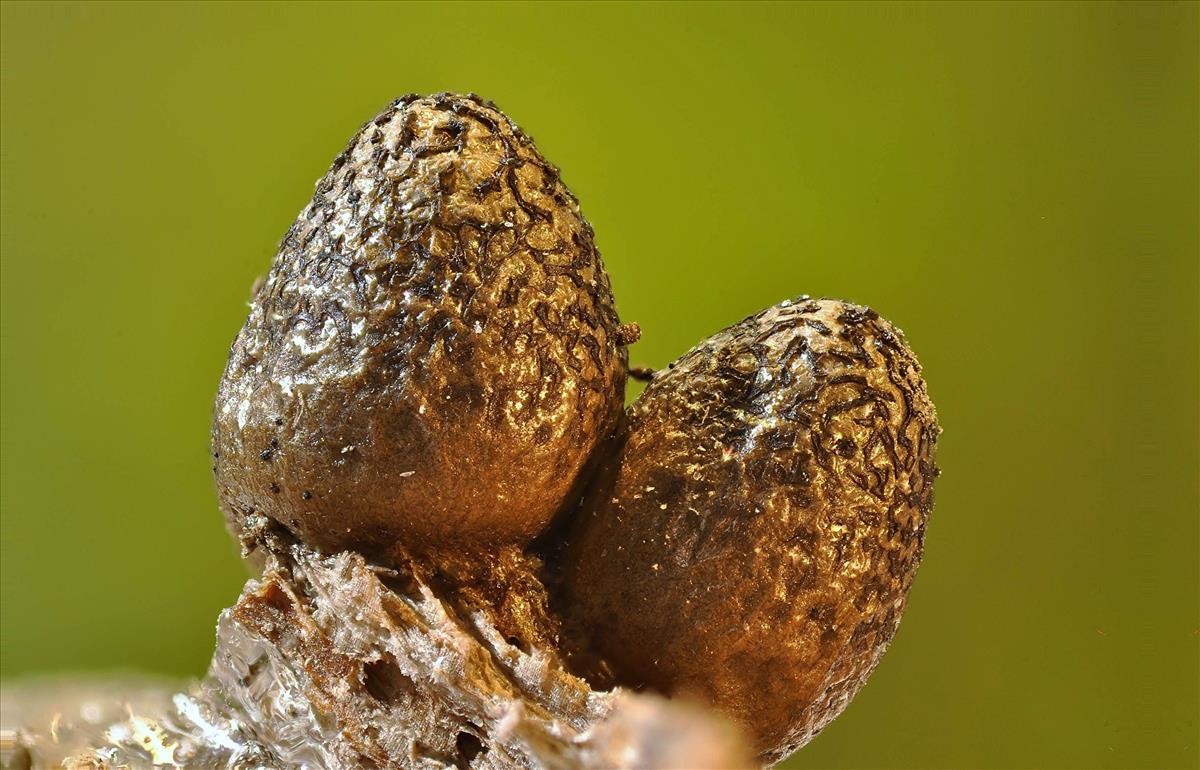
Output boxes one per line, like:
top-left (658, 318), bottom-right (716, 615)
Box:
top-left (213, 93), bottom-right (629, 561)
top-left (558, 298), bottom-right (940, 764)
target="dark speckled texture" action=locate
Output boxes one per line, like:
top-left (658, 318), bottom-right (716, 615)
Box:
top-left (212, 94), bottom-right (629, 561)
top-left (559, 297), bottom-right (940, 764)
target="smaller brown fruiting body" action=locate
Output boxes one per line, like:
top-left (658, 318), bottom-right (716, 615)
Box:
top-left (558, 298), bottom-right (939, 762)
top-left (212, 94), bottom-right (629, 561)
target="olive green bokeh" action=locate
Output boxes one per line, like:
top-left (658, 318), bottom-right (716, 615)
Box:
top-left (2, 2), bottom-right (1196, 768)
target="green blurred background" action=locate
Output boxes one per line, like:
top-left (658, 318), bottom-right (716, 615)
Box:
top-left (2, 2), bottom-right (1196, 767)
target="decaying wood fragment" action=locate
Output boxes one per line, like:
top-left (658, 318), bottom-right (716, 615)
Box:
top-left (3, 530), bottom-right (752, 770)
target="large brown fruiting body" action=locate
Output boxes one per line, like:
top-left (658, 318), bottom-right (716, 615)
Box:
top-left (558, 297), bottom-right (939, 763)
top-left (213, 93), bottom-right (629, 560)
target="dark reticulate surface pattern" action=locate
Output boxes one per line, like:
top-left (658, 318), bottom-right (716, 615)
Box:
top-left (559, 297), bottom-right (940, 763)
top-left (212, 94), bottom-right (629, 561)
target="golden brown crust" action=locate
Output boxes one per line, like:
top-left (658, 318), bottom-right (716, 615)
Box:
top-left (212, 94), bottom-right (627, 559)
top-left (558, 297), bottom-right (940, 762)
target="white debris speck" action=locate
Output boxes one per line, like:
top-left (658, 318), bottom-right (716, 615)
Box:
top-left (173, 694), bottom-right (240, 752)
top-left (292, 317), bottom-right (338, 359)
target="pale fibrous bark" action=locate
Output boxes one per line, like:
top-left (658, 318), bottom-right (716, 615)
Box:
top-left (1, 530), bottom-right (752, 770)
